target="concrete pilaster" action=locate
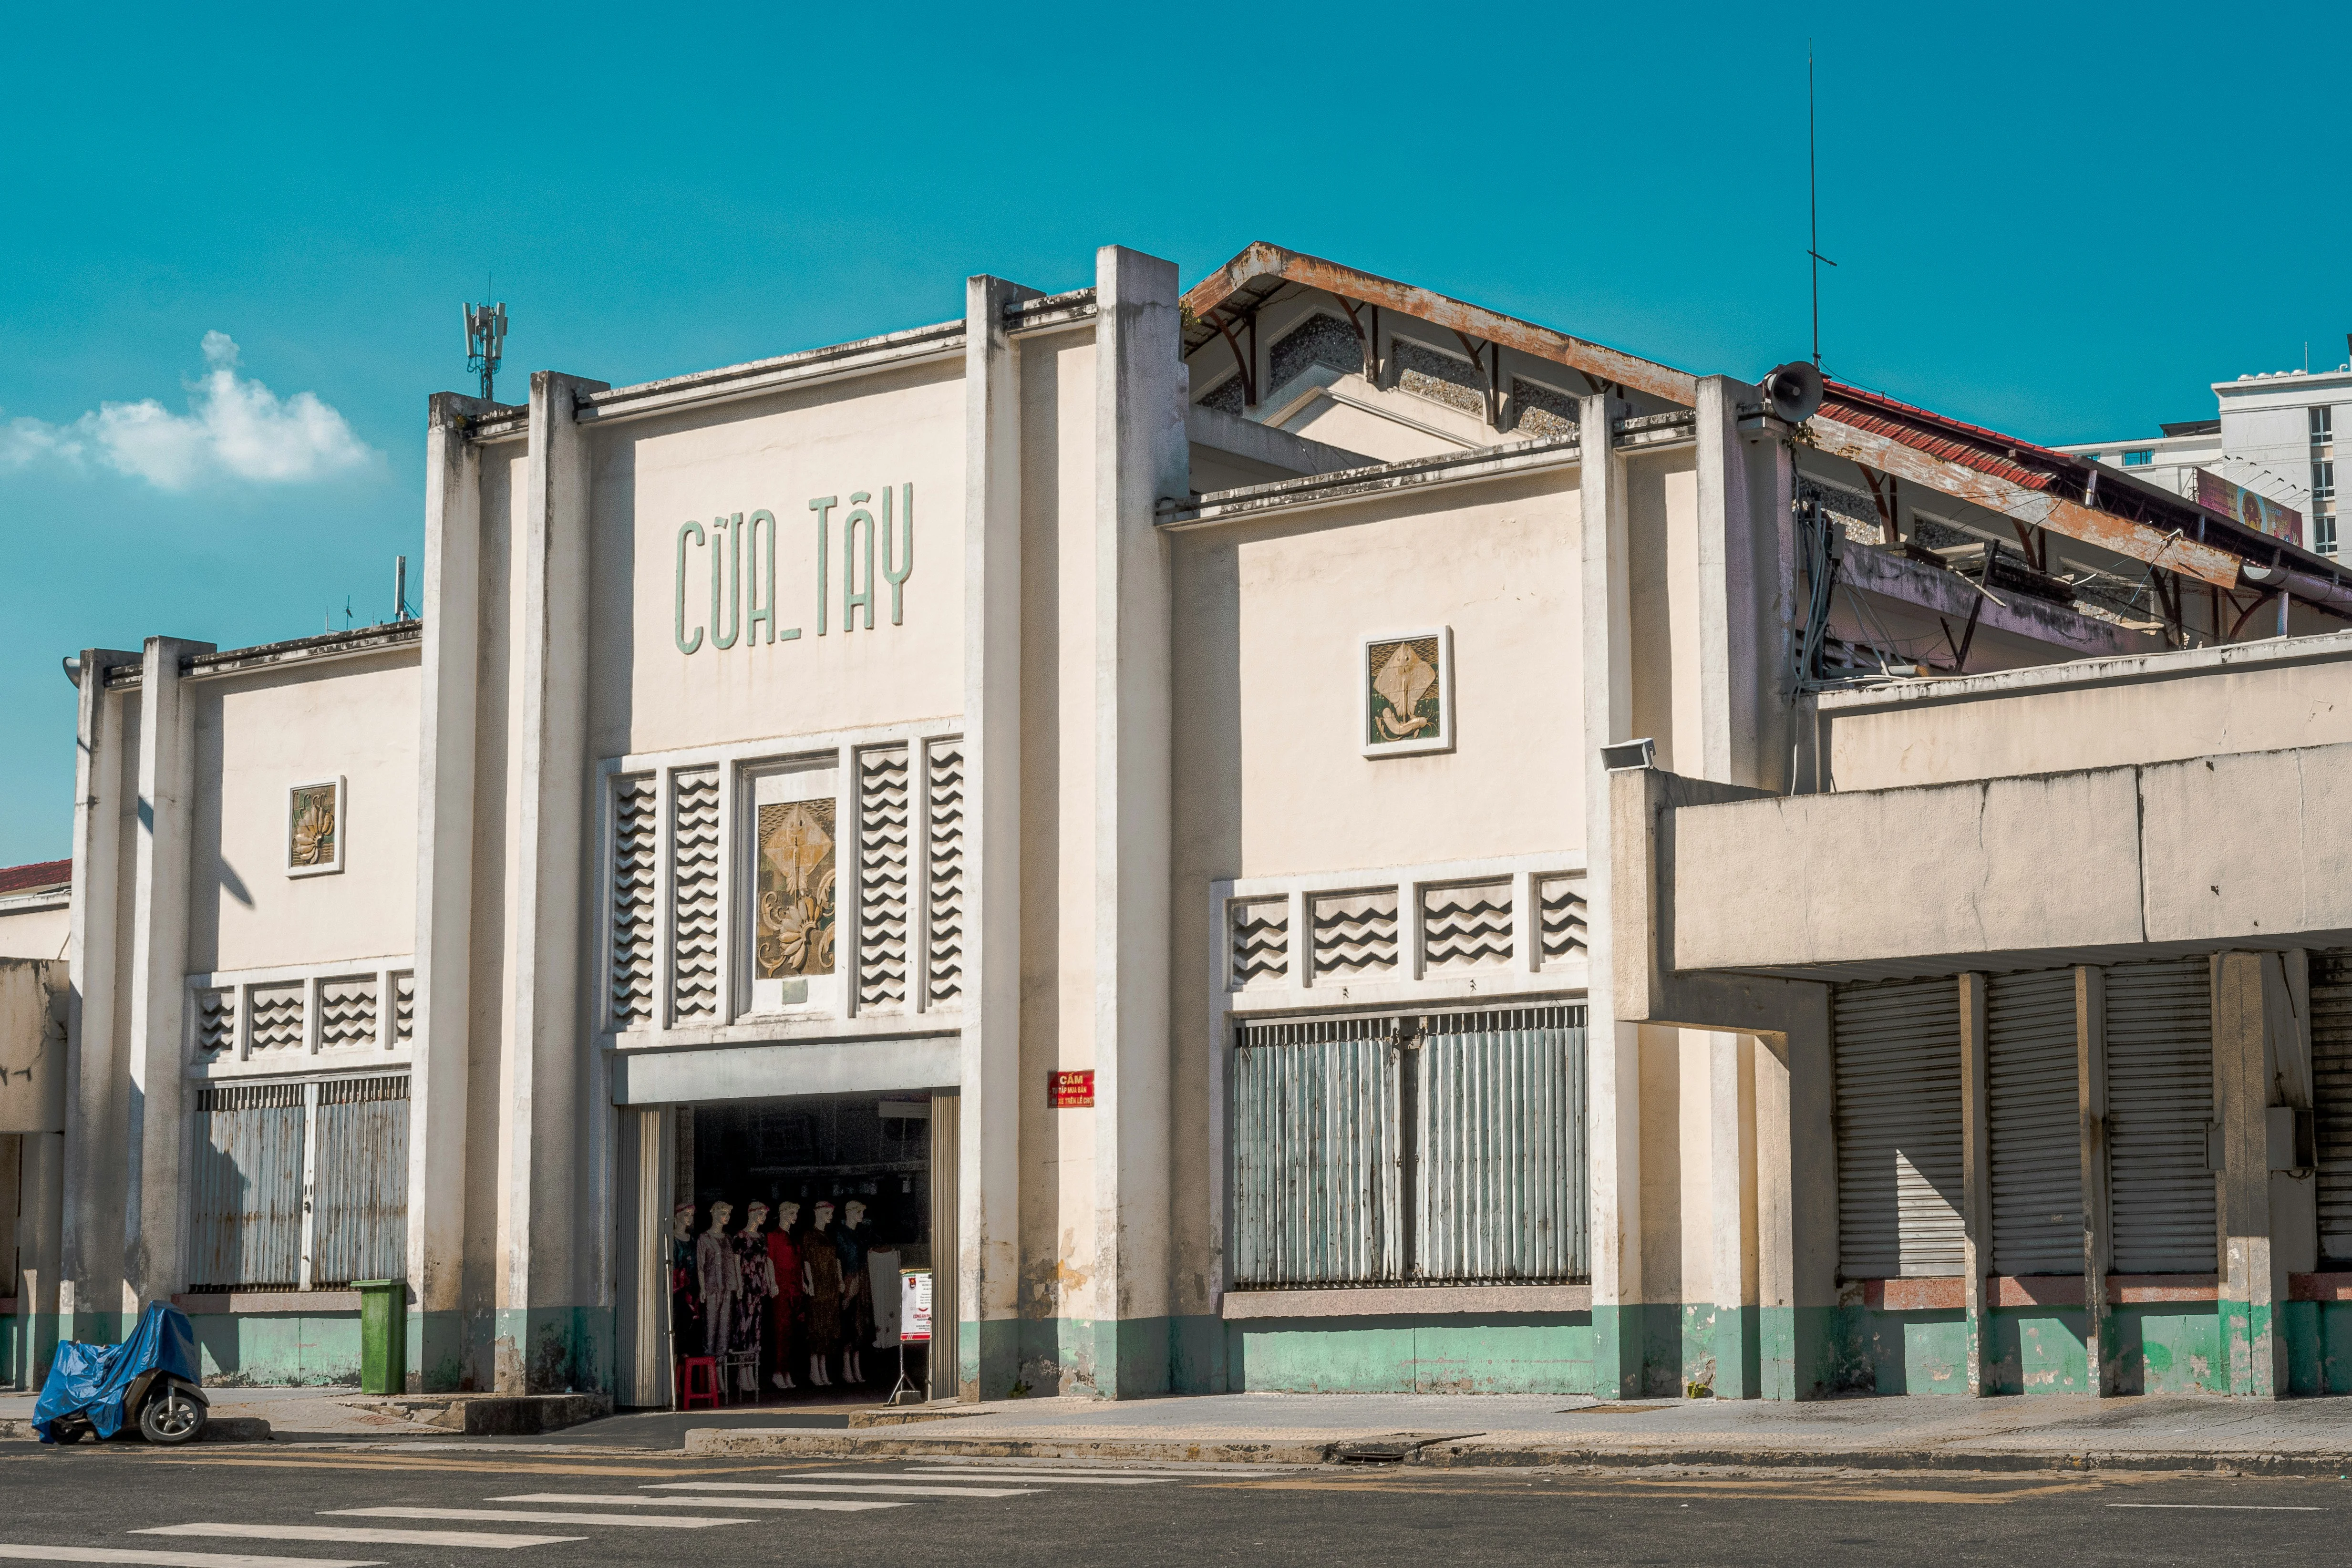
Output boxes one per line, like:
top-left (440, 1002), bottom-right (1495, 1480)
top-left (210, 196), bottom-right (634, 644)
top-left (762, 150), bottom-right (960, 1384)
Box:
top-left (1959, 972), bottom-right (1991, 1395)
top-left (1754, 984), bottom-right (1834, 1399)
top-left (1088, 246), bottom-right (1182, 1398)
top-left (124, 635), bottom-right (213, 1311)
top-left (959, 275), bottom-right (1034, 1400)
top-left (409, 391), bottom-right (492, 1390)
top-left (1580, 391), bottom-right (1643, 1395)
top-left (2076, 966), bottom-right (2116, 1395)
top-left (1707, 1031), bottom-right (1760, 1397)
top-left (2214, 950), bottom-right (2285, 1397)
top-left (61, 647), bottom-right (138, 1345)
top-left (497, 370), bottom-right (609, 1393)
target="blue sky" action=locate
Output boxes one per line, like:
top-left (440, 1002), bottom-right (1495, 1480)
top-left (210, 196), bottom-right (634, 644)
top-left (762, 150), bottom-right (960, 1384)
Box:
top-left (2, 1), bottom-right (2345, 866)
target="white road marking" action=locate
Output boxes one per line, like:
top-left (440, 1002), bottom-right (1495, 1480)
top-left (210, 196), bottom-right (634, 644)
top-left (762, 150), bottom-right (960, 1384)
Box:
top-left (0, 1549), bottom-right (382, 1568)
top-left (2106, 1504), bottom-right (2324, 1512)
top-left (892, 1470), bottom-right (1181, 1485)
top-left (491, 1494), bottom-right (901, 1513)
top-left (323, 1509), bottom-right (744, 1529)
top-left (134, 1526), bottom-right (580, 1550)
top-left (648, 1482), bottom-right (1038, 1499)
top-left (895, 1463), bottom-right (1256, 1477)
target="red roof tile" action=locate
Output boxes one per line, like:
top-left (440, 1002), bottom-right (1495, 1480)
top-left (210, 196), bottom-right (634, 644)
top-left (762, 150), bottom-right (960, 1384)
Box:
top-left (0, 859), bottom-right (71, 897)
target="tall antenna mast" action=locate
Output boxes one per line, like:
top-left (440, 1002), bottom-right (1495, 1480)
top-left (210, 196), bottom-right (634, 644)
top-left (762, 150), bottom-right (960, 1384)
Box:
top-left (1808, 45), bottom-right (1837, 371)
top-left (464, 297), bottom-right (508, 402)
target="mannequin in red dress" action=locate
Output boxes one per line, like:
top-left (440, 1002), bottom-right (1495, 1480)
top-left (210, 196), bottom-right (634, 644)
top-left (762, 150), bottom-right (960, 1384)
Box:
top-left (765, 1200), bottom-right (801, 1393)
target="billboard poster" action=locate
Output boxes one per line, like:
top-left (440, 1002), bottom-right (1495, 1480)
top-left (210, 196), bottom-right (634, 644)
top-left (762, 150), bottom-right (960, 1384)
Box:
top-left (899, 1268), bottom-right (932, 1343)
top-left (2194, 468), bottom-right (2304, 548)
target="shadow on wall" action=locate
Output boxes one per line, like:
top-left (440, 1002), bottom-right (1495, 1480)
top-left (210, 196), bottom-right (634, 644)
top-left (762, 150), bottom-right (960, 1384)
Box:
top-left (187, 1310), bottom-right (362, 1388)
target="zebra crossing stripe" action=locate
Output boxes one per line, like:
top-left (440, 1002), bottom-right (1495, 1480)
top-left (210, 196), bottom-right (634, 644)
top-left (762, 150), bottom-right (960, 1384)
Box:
top-left (646, 1482), bottom-right (1036, 1499)
top-left (322, 1509), bottom-right (745, 1530)
top-left (134, 1525), bottom-right (580, 1550)
top-left (0, 1548), bottom-right (384, 1568)
top-left (891, 1471), bottom-right (1181, 1485)
top-left (490, 1495), bottom-right (901, 1513)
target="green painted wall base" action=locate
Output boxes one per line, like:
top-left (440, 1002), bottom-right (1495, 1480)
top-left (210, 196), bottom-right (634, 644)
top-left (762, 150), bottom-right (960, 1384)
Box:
top-left (1228, 1314), bottom-right (1598, 1394)
top-left (489, 1305), bottom-right (611, 1394)
top-left (186, 1311), bottom-right (362, 1386)
top-left (2119, 1305), bottom-right (2224, 1395)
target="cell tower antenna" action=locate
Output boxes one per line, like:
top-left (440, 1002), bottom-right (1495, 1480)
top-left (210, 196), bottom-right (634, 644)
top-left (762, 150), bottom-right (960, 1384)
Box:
top-left (465, 290), bottom-right (508, 402)
top-left (1808, 44), bottom-right (1838, 371)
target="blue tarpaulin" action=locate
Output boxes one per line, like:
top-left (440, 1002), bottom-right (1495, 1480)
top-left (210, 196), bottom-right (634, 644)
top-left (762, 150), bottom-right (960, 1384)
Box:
top-left (32, 1302), bottom-right (202, 1443)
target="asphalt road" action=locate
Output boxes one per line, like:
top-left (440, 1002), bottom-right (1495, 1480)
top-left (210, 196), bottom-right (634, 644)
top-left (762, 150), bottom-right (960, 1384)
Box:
top-left (0, 1444), bottom-right (2345, 1567)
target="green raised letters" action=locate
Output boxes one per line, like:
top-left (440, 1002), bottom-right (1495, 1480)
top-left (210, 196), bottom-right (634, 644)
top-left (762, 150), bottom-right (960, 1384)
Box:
top-left (711, 512), bottom-right (742, 650)
top-left (745, 509), bottom-right (777, 644)
top-left (673, 520), bottom-right (705, 655)
top-left (809, 495), bottom-right (838, 637)
top-left (842, 491), bottom-right (875, 632)
top-left (882, 482), bottom-right (913, 625)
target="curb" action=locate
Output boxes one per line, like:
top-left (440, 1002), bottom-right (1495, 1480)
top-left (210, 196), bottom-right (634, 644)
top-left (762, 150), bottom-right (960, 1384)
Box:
top-left (336, 1392), bottom-right (614, 1437)
top-left (681, 1426), bottom-right (2352, 1478)
top-left (0, 1415), bottom-right (274, 1445)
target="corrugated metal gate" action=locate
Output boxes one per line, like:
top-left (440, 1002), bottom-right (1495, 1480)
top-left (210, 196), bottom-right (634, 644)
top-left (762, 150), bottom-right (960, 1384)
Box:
top-left (2313, 950), bottom-right (2352, 1263)
top-left (1231, 1007), bottom-right (1587, 1288)
top-left (1833, 979), bottom-right (1963, 1279)
top-left (1414, 1006), bottom-right (1587, 1283)
top-left (189, 1082), bottom-right (306, 1291)
top-left (1987, 969), bottom-right (2082, 1275)
top-left (309, 1075), bottom-right (410, 1287)
top-left (2104, 957), bottom-right (2217, 1274)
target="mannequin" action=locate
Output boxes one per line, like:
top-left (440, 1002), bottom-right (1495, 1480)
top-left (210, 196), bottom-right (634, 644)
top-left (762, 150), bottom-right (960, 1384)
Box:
top-left (668, 1202), bottom-right (702, 1360)
top-left (732, 1203), bottom-right (779, 1394)
top-left (696, 1201), bottom-right (741, 1366)
top-left (766, 1201), bottom-right (801, 1392)
top-left (802, 1200), bottom-right (843, 1387)
top-left (836, 1199), bottom-right (874, 1385)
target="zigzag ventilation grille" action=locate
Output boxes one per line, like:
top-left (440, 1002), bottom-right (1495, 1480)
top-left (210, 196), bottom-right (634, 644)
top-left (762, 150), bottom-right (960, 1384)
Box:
top-left (318, 976), bottom-right (378, 1049)
top-left (1229, 897), bottom-right (1291, 989)
top-left (248, 983), bottom-right (306, 1052)
top-left (1537, 874), bottom-right (1588, 965)
top-left (1310, 890), bottom-right (1399, 980)
top-left (392, 973), bottom-right (415, 1045)
top-left (1422, 880), bottom-right (1513, 970)
top-left (195, 989), bottom-right (236, 1057)
top-left (670, 769), bottom-right (722, 1022)
top-left (857, 748), bottom-right (912, 1011)
top-left (925, 743), bottom-right (965, 1007)
top-left (610, 776), bottom-right (659, 1028)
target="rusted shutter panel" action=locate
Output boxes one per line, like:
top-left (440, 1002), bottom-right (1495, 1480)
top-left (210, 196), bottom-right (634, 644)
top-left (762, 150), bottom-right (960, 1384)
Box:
top-left (309, 1075), bottom-right (410, 1287)
top-left (1834, 979), bottom-right (1963, 1279)
top-left (1230, 1017), bottom-right (1404, 1286)
top-left (1413, 1005), bottom-right (1587, 1283)
top-left (1988, 969), bottom-right (2082, 1276)
top-left (2104, 958), bottom-right (2217, 1274)
top-left (188, 1083), bottom-right (306, 1291)
top-left (2312, 950), bottom-right (2352, 1263)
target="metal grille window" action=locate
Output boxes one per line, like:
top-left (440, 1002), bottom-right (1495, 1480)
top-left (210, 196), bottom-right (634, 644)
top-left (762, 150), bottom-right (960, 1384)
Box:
top-left (2104, 958), bottom-right (2218, 1274)
top-left (1987, 969), bottom-right (2083, 1276)
top-left (2312, 950), bottom-right (2352, 1262)
top-left (187, 1074), bottom-right (409, 1292)
top-left (1229, 1007), bottom-right (1587, 1289)
top-left (1833, 979), bottom-right (1964, 1279)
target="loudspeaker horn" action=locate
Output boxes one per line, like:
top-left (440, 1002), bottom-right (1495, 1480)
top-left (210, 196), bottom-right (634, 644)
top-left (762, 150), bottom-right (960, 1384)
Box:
top-left (1759, 361), bottom-right (1824, 424)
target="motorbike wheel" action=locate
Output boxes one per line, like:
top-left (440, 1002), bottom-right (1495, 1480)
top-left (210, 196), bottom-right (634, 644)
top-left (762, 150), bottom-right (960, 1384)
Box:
top-left (138, 1390), bottom-right (206, 1446)
top-left (51, 1421), bottom-right (87, 1445)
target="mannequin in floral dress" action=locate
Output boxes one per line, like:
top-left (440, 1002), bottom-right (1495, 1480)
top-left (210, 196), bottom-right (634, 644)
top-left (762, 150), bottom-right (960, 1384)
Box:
top-left (731, 1203), bottom-right (778, 1395)
top-left (802, 1200), bottom-right (843, 1388)
top-left (836, 1199), bottom-right (874, 1385)
top-left (695, 1201), bottom-right (740, 1365)
top-left (668, 1202), bottom-right (702, 1359)
top-left (765, 1201), bottom-right (801, 1392)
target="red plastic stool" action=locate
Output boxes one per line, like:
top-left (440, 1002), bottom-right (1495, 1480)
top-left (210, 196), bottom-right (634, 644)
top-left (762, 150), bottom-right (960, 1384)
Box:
top-left (678, 1355), bottom-right (721, 1411)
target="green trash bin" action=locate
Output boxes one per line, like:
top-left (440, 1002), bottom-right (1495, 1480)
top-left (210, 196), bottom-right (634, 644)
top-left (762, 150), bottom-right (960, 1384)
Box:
top-left (355, 1280), bottom-right (407, 1396)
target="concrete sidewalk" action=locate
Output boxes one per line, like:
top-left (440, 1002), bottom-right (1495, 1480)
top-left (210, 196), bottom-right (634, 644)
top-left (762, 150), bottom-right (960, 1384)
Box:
top-left (681, 1391), bottom-right (2352, 1475)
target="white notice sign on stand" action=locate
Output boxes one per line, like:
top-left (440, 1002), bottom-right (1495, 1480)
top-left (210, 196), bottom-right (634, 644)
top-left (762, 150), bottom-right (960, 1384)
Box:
top-left (900, 1268), bottom-right (932, 1343)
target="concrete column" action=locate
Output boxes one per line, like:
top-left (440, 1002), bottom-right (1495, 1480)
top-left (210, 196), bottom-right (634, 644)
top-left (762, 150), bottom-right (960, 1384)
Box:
top-left (959, 274), bottom-right (1033, 1399)
top-left (497, 370), bottom-right (608, 1393)
top-left (1754, 985), bottom-right (1834, 1399)
top-left (409, 391), bottom-right (492, 1390)
top-left (17, 1131), bottom-right (63, 1385)
top-left (2076, 966), bottom-right (2116, 1395)
top-left (1, 961), bottom-right (67, 1386)
top-left (60, 647), bottom-right (138, 1346)
top-left (2214, 950), bottom-right (2285, 1397)
top-left (1692, 377), bottom-right (1765, 787)
top-left (1580, 391), bottom-right (1643, 1394)
top-left (1088, 246), bottom-right (1183, 1398)
top-left (1707, 1031), bottom-right (1760, 1396)
top-left (1959, 972), bottom-right (1992, 1395)
top-left (123, 635), bottom-right (213, 1312)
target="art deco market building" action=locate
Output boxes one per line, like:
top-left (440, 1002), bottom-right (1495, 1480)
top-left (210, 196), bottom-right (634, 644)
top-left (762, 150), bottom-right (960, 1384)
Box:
top-left (11, 241), bottom-right (2352, 1404)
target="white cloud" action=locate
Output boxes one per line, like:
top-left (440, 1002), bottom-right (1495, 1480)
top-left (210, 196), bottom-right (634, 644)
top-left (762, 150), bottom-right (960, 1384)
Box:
top-left (0, 333), bottom-right (377, 490)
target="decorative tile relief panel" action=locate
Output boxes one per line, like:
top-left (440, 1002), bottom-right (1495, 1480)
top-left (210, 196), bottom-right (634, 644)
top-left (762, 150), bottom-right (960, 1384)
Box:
top-left (1512, 377), bottom-right (1578, 439)
top-left (392, 972), bottom-right (415, 1046)
top-left (1229, 897), bottom-right (1292, 990)
top-left (1394, 338), bottom-right (1484, 417)
top-left (1537, 874), bottom-right (1589, 967)
top-left (318, 976), bottom-right (379, 1050)
top-left (924, 743), bottom-right (965, 1008)
top-left (609, 775), bottom-right (658, 1028)
top-left (857, 748), bottom-right (912, 1011)
top-left (670, 768), bottom-right (722, 1022)
top-left (1310, 890), bottom-right (1399, 980)
top-left (195, 988), bottom-right (237, 1059)
top-left (1422, 880), bottom-right (1513, 971)
top-left (1269, 312), bottom-right (1363, 392)
top-left (249, 982), bottom-right (307, 1053)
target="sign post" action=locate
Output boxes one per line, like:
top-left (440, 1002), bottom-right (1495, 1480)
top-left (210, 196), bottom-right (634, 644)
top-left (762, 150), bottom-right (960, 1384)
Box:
top-left (889, 1268), bottom-right (932, 1405)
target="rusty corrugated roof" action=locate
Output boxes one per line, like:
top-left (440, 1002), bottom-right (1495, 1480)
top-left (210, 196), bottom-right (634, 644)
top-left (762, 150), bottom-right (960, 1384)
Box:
top-left (0, 858), bottom-right (70, 897)
top-left (1819, 381), bottom-right (2077, 494)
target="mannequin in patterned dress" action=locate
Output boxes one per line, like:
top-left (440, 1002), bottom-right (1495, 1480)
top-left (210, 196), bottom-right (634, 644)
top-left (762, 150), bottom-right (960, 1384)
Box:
top-left (766, 1201), bottom-right (801, 1392)
top-left (668, 1203), bottom-right (702, 1360)
top-left (695, 1202), bottom-right (740, 1365)
top-left (731, 1203), bottom-right (778, 1395)
top-left (802, 1200), bottom-right (842, 1388)
top-left (836, 1199), bottom-right (874, 1385)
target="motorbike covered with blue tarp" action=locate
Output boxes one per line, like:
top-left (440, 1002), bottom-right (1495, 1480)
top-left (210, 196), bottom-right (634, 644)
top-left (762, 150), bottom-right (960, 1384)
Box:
top-left (33, 1301), bottom-right (210, 1445)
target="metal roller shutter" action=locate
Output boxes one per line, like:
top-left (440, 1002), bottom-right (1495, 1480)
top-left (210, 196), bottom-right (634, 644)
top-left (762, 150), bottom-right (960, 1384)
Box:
top-left (187, 1082), bottom-right (306, 1291)
top-left (1988, 969), bottom-right (2082, 1276)
top-left (1230, 1017), bottom-right (1405, 1286)
top-left (2105, 957), bottom-right (2218, 1274)
top-left (2313, 950), bottom-right (2352, 1263)
top-left (1834, 979), bottom-right (1963, 1279)
top-left (309, 1075), bottom-right (410, 1288)
top-left (1413, 1006), bottom-right (1587, 1283)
